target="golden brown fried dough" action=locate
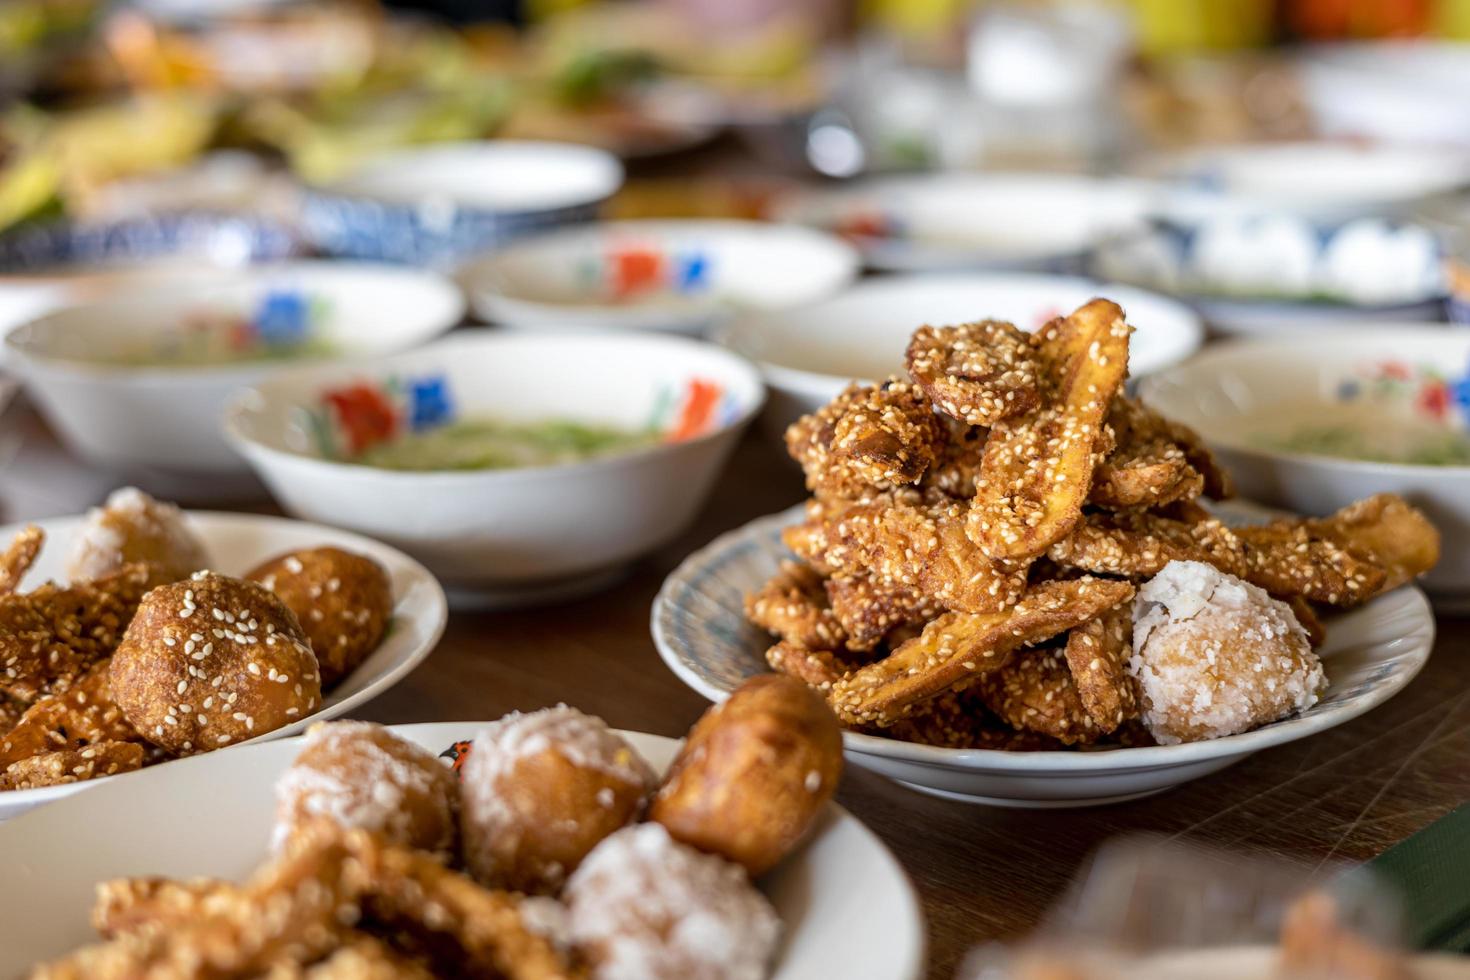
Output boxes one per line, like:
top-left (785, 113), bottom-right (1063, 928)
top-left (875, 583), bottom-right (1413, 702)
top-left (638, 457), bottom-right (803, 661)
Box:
top-left (650, 674), bottom-right (843, 877)
top-left (2, 740), bottom-right (143, 789)
top-left (1301, 493), bottom-right (1439, 595)
top-left (976, 646), bottom-right (1103, 746)
top-left (745, 561), bottom-right (846, 651)
top-left (1090, 399), bottom-right (1204, 510)
top-left (905, 320), bottom-right (1040, 425)
top-left (765, 641), bottom-right (848, 690)
top-left (65, 487), bottom-right (209, 586)
top-left (1236, 523), bottom-right (1387, 608)
top-left (785, 380), bottom-right (943, 498)
top-left (1061, 602), bottom-right (1137, 732)
top-left (0, 661), bottom-right (139, 769)
top-left (92, 877), bottom-right (238, 939)
top-left (0, 525), bottom-right (42, 595)
top-left (1047, 509), bottom-right (1248, 579)
top-left (824, 572), bottom-right (939, 652)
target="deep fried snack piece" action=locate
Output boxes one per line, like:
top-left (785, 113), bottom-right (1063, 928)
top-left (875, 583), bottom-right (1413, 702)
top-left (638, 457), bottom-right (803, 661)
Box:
top-left (650, 674), bottom-right (843, 876)
top-left (247, 547), bottom-right (394, 689)
top-left (1047, 509), bottom-right (1248, 580)
top-left (459, 706), bottom-right (654, 895)
top-left (0, 661), bottom-right (139, 768)
top-left (784, 380), bottom-right (943, 497)
top-left (110, 573), bottom-right (322, 756)
top-left (765, 641), bottom-right (847, 690)
top-left (1288, 596), bottom-right (1328, 649)
top-left (905, 320), bottom-right (1041, 425)
top-left (1302, 493), bottom-right (1439, 595)
top-left (93, 877), bottom-right (239, 939)
top-left (1235, 523), bottom-right (1386, 608)
top-left (2, 740), bottom-right (143, 789)
top-left (1061, 602), bottom-right (1137, 732)
top-left (976, 646), bottom-right (1102, 746)
top-left (792, 493), bottom-right (1031, 614)
top-left (881, 690), bottom-right (1066, 750)
top-left (0, 525), bottom-right (42, 594)
top-left (297, 938), bottom-right (435, 979)
top-left (744, 561), bottom-right (846, 651)
top-left (828, 577), bottom-right (1135, 727)
top-left (65, 487), bottom-right (209, 586)
top-left (0, 563), bottom-right (153, 705)
top-left (968, 299), bottom-right (1132, 560)
top-left (824, 573), bottom-right (939, 652)
top-left (921, 420), bottom-right (988, 498)
top-left (273, 721), bottom-right (460, 857)
top-left (1089, 399), bottom-right (1204, 510)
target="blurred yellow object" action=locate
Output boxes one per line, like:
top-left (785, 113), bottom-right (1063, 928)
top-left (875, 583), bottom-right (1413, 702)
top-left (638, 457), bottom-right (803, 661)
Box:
top-left (861, 0), bottom-right (971, 37)
top-left (1126, 0), bottom-right (1275, 53)
top-left (0, 154), bottom-right (61, 231)
top-left (1433, 0), bottom-right (1470, 36)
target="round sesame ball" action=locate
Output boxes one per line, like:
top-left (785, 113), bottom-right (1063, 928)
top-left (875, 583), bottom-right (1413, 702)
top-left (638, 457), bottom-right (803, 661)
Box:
top-left (458, 706), bottom-right (655, 896)
top-left (272, 720), bottom-right (459, 856)
top-left (110, 572), bottom-right (322, 757)
top-left (65, 487), bottom-right (209, 586)
top-left (246, 547), bottom-right (392, 689)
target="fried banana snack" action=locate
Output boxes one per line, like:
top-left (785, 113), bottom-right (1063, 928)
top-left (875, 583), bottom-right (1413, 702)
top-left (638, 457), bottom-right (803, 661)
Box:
top-left (0, 661), bottom-right (140, 769)
top-left (828, 577), bottom-right (1134, 727)
top-left (2, 740), bottom-right (143, 790)
top-left (1048, 509), bottom-right (1248, 580)
top-left (825, 573), bottom-right (939, 652)
top-left (765, 641), bottom-right (848, 690)
top-left (1236, 523), bottom-right (1387, 608)
top-left (784, 380), bottom-right (942, 498)
top-left (744, 561), bottom-right (846, 651)
top-left (881, 690), bottom-right (1065, 751)
top-left (1301, 493), bottom-right (1440, 595)
top-left (905, 320), bottom-right (1040, 425)
top-left (1090, 399), bottom-right (1204, 510)
top-left (968, 299), bottom-right (1132, 560)
top-left (1061, 602), bottom-right (1137, 732)
top-left (93, 877), bottom-right (240, 939)
top-left (0, 525), bottom-right (43, 595)
top-left (976, 646), bottom-right (1103, 745)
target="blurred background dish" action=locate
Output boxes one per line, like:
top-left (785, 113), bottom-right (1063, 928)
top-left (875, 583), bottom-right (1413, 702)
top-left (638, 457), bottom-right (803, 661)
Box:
top-left (1297, 41), bottom-right (1470, 147)
top-left (773, 173), bottom-right (1153, 273)
top-left (458, 218), bottom-right (859, 335)
top-left (4, 260), bottom-right (463, 497)
top-left (1140, 328), bottom-right (1470, 603)
top-left (300, 140), bottom-right (624, 266)
top-left (224, 332), bottom-right (764, 607)
top-left (717, 272), bottom-right (1203, 438)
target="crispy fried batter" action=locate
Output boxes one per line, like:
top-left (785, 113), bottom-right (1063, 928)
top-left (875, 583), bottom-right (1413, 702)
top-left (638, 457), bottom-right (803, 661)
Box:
top-left (968, 299), bottom-right (1132, 560)
top-left (1236, 523), bottom-right (1386, 608)
top-left (824, 573), bottom-right (940, 652)
top-left (1062, 603), bottom-right (1137, 732)
top-left (827, 577), bottom-right (1135, 727)
top-left (93, 877), bottom-right (239, 939)
top-left (2, 740), bottom-right (143, 790)
top-left (920, 420), bottom-right (988, 498)
top-left (1047, 509), bottom-right (1248, 579)
top-left (905, 320), bottom-right (1041, 425)
top-left (0, 525), bottom-right (43, 595)
top-left (744, 561), bottom-right (846, 650)
top-left (784, 380), bottom-right (943, 498)
top-left (1301, 493), bottom-right (1439, 595)
top-left (976, 646), bottom-right (1102, 746)
top-left (1287, 596), bottom-right (1327, 649)
top-left (0, 661), bottom-right (140, 768)
top-left (881, 690), bottom-right (1066, 750)
top-left (765, 641), bottom-right (847, 690)
top-left (0, 563), bottom-right (153, 705)
top-left (1090, 399), bottom-right (1204, 510)
top-left (297, 938), bottom-right (435, 979)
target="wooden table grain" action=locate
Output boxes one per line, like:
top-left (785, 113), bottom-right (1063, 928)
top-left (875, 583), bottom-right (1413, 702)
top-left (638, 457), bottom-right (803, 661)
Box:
top-left (353, 430), bottom-right (1470, 980)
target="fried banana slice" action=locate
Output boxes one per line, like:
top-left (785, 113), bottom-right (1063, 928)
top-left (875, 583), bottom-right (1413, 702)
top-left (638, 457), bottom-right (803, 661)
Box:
top-left (93, 877), bottom-right (239, 939)
top-left (0, 563), bottom-right (153, 704)
top-left (766, 641), bottom-right (848, 690)
top-left (968, 299), bottom-right (1132, 560)
top-left (825, 573), bottom-right (940, 652)
top-left (784, 380), bottom-right (943, 498)
top-left (0, 661), bottom-right (140, 768)
top-left (1287, 596), bottom-right (1327, 649)
top-left (905, 320), bottom-right (1041, 425)
top-left (1089, 399), bottom-right (1203, 510)
top-left (828, 577), bottom-right (1135, 727)
top-left (881, 690), bottom-right (1066, 750)
top-left (2, 740), bottom-right (143, 790)
top-left (1302, 493), bottom-right (1439, 594)
top-left (299, 939), bottom-right (435, 979)
top-left (921, 420), bottom-right (988, 499)
top-left (1235, 523), bottom-right (1386, 608)
top-left (1047, 509), bottom-right (1248, 580)
top-left (1062, 603), bottom-right (1137, 732)
top-left (0, 525), bottom-right (43, 595)
top-left (745, 561), bottom-right (846, 650)
top-left (976, 646), bottom-right (1102, 746)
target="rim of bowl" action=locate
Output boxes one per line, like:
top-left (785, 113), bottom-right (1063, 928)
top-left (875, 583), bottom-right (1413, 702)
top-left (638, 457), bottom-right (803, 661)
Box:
top-left (222, 331), bottom-right (768, 486)
top-left (456, 218), bottom-right (862, 317)
top-left (1137, 325), bottom-right (1470, 475)
top-left (1, 261), bottom-right (466, 383)
top-left (306, 140), bottom-right (626, 215)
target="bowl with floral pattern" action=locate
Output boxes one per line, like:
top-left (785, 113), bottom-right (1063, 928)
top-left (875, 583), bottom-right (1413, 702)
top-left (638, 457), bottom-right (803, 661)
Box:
top-left (457, 219), bottom-right (860, 335)
top-left (223, 331), bottom-right (765, 606)
top-left (1139, 327), bottom-right (1470, 601)
top-left (4, 261), bottom-right (464, 495)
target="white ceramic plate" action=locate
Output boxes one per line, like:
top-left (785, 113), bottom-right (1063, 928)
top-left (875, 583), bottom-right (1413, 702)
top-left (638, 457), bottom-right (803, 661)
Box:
top-left (458, 219), bottom-right (859, 335)
top-left (0, 511), bottom-right (447, 821)
top-left (0, 723), bottom-right (926, 980)
top-left (716, 273), bottom-right (1204, 438)
top-left (651, 503), bottom-right (1435, 808)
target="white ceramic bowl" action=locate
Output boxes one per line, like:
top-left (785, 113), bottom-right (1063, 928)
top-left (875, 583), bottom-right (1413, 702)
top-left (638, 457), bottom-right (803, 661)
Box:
top-left (301, 141), bottom-right (625, 267)
top-left (4, 261), bottom-right (464, 491)
top-left (773, 173), bottom-right (1152, 273)
top-left (0, 723), bottom-right (925, 980)
top-left (717, 272), bottom-right (1204, 438)
top-left (458, 219), bottom-right (860, 335)
top-left (652, 503), bottom-right (1435, 808)
top-left (1139, 328), bottom-right (1470, 602)
top-left (1299, 42), bottom-right (1470, 148)
top-left (225, 332), bottom-right (765, 605)
top-left (0, 510), bottom-right (447, 822)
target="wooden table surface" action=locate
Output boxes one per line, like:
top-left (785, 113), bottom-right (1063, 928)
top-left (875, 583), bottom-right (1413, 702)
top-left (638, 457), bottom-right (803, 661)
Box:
top-left (350, 429), bottom-right (1470, 980)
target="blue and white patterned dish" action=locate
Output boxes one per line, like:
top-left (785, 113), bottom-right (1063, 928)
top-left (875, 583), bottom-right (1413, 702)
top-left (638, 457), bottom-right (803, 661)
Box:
top-left (0, 211), bottom-right (299, 273)
top-left (301, 141), bottom-right (624, 268)
top-left (651, 501), bottom-right (1435, 808)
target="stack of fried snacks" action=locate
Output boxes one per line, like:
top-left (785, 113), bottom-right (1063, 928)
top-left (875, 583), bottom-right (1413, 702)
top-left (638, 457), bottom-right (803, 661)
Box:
top-left (749, 299), bottom-right (1440, 750)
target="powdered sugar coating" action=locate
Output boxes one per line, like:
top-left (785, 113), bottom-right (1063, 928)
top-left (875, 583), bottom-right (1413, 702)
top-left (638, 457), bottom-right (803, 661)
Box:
top-left (564, 823), bottom-right (780, 980)
top-left (65, 487), bottom-right (209, 585)
top-left (272, 720), bottom-right (459, 855)
top-left (1130, 560), bottom-right (1325, 745)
